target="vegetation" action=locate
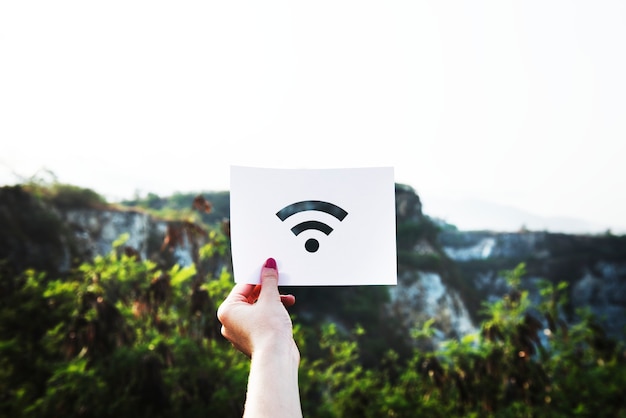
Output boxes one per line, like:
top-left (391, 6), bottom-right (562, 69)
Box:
top-left (0, 186), bottom-right (74, 273)
top-left (1, 182), bottom-right (625, 416)
top-left (2, 227), bottom-right (625, 417)
top-left (21, 172), bottom-right (108, 209)
top-left (122, 191), bottom-right (230, 226)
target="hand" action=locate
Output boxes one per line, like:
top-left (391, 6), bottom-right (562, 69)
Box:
top-left (217, 258), bottom-right (303, 417)
top-left (217, 258), bottom-right (297, 357)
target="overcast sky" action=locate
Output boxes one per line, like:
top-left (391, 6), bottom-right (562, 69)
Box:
top-left (1, 1), bottom-right (625, 231)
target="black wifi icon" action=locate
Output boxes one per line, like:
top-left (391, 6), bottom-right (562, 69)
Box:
top-left (276, 200), bottom-right (348, 253)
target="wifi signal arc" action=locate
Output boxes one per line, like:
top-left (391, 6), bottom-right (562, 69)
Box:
top-left (276, 200), bottom-right (348, 253)
top-left (276, 200), bottom-right (348, 222)
top-left (290, 220), bottom-right (333, 236)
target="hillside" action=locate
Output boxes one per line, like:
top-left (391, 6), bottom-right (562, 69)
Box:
top-left (3, 183), bottom-right (625, 340)
top-left (1, 182), bottom-right (625, 416)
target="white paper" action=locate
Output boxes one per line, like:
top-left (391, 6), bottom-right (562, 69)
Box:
top-left (230, 166), bottom-right (397, 286)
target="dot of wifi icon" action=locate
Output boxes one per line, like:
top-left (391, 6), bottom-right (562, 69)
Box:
top-left (276, 200), bottom-right (348, 253)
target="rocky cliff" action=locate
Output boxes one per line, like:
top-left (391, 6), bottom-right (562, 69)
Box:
top-left (60, 208), bottom-right (206, 269)
top-left (389, 184), bottom-right (476, 341)
top-left (439, 230), bottom-right (626, 337)
top-left (0, 186), bottom-right (208, 275)
top-left (2, 184), bottom-right (624, 347)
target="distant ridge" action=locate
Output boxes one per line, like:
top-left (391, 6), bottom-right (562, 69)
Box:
top-left (424, 196), bottom-right (626, 234)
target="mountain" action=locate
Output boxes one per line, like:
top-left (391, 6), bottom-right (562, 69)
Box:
top-left (425, 196), bottom-right (626, 234)
top-left (2, 183), bottom-right (625, 349)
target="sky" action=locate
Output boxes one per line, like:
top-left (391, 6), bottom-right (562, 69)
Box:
top-left (1, 1), bottom-right (625, 232)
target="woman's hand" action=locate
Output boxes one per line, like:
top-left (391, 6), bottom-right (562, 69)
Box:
top-left (217, 258), bottom-right (302, 418)
top-left (217, 257), bottom-right (297, 357)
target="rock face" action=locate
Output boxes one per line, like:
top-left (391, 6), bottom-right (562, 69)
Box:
top-left (388, 270), bottom-right (476, 341)
top-left (59, 208), bottom-right (207, 270)
top-left (391, 184), bottom-right (477, 341)
top-left (395, 183), bottom-right (423, 224)
top-left (440, 231), bottom-right (549, 261)
top-left (3, 184), bottom-right (624, 344)
top-left (0, 186), bottom-right (205, 275)
top-left (62, 209), bottom-right (156, 262)
top-left (439, 230), bottom-right (626, 337)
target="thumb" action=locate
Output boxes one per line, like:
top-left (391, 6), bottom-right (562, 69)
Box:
top-left (258, 258), bottom-right (280, 303)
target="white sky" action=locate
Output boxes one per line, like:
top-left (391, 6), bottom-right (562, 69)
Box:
top-left (1, 1), bottom-right (625, 231)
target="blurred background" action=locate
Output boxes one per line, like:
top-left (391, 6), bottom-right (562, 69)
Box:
top-left (2, 2), bottom-right (626, 417)
top-left (2, 0), bottom-right (625, 233)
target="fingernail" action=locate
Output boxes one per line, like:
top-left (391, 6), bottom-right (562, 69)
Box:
top-left (264, 257), bottom-right (277, 270)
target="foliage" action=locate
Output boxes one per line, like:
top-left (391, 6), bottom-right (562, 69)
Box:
top-left (428, 216), bottom-right (459, 232)
top-left (396, 218), bottom-right (440, 251)
top-left (0, 186), bottom-right (72, 273)
top-left (22, 178), bottom-right (107, 209)
top-left (300, 264), bottom-right (626, 417)
top-left (2, 218), bottom-right (625, 417)
top-left (121, 191), bottom-right (231, 226)
top-left (397, 252), bottom-right (443, 272)
top-left (1, 235), bottom-right (246, 417)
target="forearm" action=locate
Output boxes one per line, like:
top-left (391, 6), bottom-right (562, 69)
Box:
top-left (244, 340), bottom-right (302, 418)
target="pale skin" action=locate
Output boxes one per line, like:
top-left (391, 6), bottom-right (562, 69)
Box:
top-left (217, 258), bottom-right (302, 418)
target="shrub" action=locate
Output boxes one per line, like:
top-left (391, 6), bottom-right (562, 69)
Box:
top-left (24, 182), bottom-right (107, 209)
top-left (2, 224), bottom-right (624, 417)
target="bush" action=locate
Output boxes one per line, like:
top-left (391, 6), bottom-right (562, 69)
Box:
top-left (296, 264), bottom-right (626, 417)
top-left (1, 226), bottom-right (624, 417)
top-left (24, 182), bottom-right (107, 209)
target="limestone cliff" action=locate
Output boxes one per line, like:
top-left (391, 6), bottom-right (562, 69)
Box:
top-left (2, 184), bottom-right (624, 346)
top-left (59, 208), bottom-right (204, 269)
top-left (0, 186), bottom-right (207, 275)
top-left (390, 184), bottom-right (477, 341)
top-left (439, 230), bottom-right (626, 337)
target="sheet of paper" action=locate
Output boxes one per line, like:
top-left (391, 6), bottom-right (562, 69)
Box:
top-left (230, 166), bottom-right (397, 286)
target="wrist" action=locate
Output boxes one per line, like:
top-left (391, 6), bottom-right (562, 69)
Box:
top-left (252, 337), bottom-right (300, 365)
top-left (246, 337), bottom-right (302, 418)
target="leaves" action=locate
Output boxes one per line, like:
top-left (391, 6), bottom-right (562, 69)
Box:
top-left (2, 230), bottom-right (625, 418)
top-left (169, 264), bottom-right (196, 288)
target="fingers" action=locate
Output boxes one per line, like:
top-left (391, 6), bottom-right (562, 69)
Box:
top-left (259, 258), bottom-right (296, 307)
top-left (217, 283), bottom-right (256, 322)
top-left (258, 258), bottom-right (281, 303)
top-left (218, 258), bottom-right (296, 358)
top-left (225, 283), bottom-right (256, 304)
top-left (247, 284), bottom-right (262, 303)
top-left (280, 294), bottom-right (296, 307)
top-left (220, 258), bottom-right (293, 311)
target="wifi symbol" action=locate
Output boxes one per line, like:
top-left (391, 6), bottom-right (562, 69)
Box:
top-left (276, 200), bottom-right (348, 253)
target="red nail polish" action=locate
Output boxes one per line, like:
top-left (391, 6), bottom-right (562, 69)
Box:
top-left (264, 257), bottom-right (277, 270)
